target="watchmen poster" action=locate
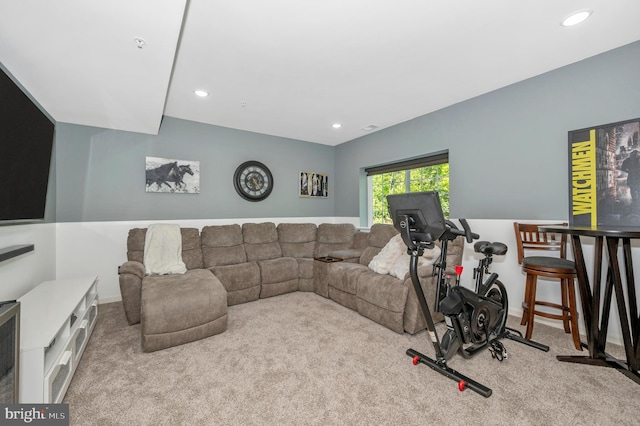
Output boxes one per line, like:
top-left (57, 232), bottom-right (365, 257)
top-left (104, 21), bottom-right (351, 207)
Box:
top-left (569, 118), bottom-right (640, 227)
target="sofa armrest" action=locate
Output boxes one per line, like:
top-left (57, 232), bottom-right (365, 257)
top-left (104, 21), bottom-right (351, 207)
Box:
top-left (118, 261), bottom-right (145, 325)
top-left (119, 260), bottom-right (145, 279)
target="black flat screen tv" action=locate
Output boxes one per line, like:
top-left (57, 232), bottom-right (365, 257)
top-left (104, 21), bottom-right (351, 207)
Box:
top-left (0, 66), bottom-right (54, 223)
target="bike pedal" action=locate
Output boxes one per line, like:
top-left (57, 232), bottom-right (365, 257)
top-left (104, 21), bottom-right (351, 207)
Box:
top-left (489, 341), bottom-right (507, 362)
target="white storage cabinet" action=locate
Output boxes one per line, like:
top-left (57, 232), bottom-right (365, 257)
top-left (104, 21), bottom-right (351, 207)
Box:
top-left (18, 276), bottom-right (99, 403)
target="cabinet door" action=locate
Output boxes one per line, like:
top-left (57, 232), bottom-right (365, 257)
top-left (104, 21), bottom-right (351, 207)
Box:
top-left (73, 320), bottom-right (88, 364)
top-left (44, 344), bottom-right (73, 403)
top-left (87, 300), bottom-right (98, 330)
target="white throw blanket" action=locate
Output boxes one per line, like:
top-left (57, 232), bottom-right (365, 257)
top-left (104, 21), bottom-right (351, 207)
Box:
top-left (144, 224), bottom-right (187, 275)
top-left (368, 234), bottom-right (441, 280)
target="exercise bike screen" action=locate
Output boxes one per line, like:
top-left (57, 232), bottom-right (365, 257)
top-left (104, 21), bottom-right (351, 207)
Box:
top-left (387, 191), bottom-right (447, 241)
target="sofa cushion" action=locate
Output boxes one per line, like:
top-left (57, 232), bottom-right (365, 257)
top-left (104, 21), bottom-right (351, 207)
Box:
top-left (352, 231), bottom-right (369, 250)
top-left (356, 270), bottom-right (409, 334)
top-left (357, 271), bottom-right (408, 313)
top-left (201, 224), bottom-right (247, 267)
top-left (367, 223), bottom-right (399, 248)
top-left (327, 262), bottom-right (368, 294)
top-left (297, 258), bottom-right (314, 279)
top-left (209, 262), bottom-right (261, 306)
top-left (209, 262), bottom-right (260, 292)
top-left (258, 257), bottom-right (298, 284)
top-left (178, 229), bottom-right (204, 270)
top-left (127, 227), bottom-right (203, 270)
top-left (259, 257), bottom-right (299, 298)
top-left (359, 224), bottom-right (399, 266)
top-left (243, 222), bottom-right (282, 261)
top-left (314, 223), bottom-right (356, 257)
top-left (277, 223), bottom-right (317, 258)
top-left (141, 269), bottom-right (228, 351)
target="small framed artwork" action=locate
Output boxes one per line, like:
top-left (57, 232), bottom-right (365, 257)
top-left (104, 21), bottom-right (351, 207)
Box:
top-left (299, 172), bottom-right (328, 198)
top-left (146, 156), bottom-right (200, 193)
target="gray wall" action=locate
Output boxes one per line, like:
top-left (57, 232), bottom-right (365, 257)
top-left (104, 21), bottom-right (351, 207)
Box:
top-left (334, 41), bottom-right (640, 224)
top-left (54, 41), bottom-right (640, 224)
top-left (55, 117), bottom-right (335, 222)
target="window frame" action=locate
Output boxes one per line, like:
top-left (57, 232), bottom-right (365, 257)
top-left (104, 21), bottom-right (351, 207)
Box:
top-left (366, 150), bottom-right (449, 226)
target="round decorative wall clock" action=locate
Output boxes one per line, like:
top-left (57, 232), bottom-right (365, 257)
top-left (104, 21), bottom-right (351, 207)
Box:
top-left (233, 161), bottom-right (274, 201)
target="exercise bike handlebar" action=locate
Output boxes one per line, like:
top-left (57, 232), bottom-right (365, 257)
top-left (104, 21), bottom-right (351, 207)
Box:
top-left (445, 218), bottom-right (479, 243)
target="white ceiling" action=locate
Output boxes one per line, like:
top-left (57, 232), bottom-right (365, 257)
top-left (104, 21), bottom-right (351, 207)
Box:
top-left (1, 1), bottom-right (639, 146)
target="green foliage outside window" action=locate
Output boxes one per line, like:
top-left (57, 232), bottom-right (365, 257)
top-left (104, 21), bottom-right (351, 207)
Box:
top-left (371, 163), bottom-right (449, 224)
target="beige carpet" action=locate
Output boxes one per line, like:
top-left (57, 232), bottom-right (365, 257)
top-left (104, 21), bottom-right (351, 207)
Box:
top-left (64, 292), bottom-right (639, 425)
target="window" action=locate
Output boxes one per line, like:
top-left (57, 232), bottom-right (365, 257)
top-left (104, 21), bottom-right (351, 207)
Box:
top-left (366, 151), bottom-right (449, 225)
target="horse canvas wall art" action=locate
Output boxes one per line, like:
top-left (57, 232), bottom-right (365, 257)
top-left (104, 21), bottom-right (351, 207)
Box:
top-left (145, 157), bottom-right (200, 194)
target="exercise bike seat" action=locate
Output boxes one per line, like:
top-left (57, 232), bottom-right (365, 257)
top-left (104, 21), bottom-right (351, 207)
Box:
top-left (473, 241), bottom-right (507, 256)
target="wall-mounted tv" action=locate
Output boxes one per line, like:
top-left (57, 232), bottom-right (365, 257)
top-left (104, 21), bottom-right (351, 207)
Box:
top-left (0, 66), bottom-right (54, 224)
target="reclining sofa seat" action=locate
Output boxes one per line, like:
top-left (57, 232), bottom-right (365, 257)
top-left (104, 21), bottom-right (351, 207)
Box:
top-left (277, 223), bottom-right (318, 292)
top-left (243, 222), bottom-right (299, 298)
top-left (324, 224), bottom-right (398, 312)
top-left (120, 227), bottom-right (204, 324)
top-left (325, 224), bottom-right (465, 334)
top-left (354, 226), bottom-right (413, 334)
top-left (314, 223), bottom-right (359, 258)
top-left (119, 227), bottom-right (228, 352)
top-left (201, 224), bottom-right (261, 306)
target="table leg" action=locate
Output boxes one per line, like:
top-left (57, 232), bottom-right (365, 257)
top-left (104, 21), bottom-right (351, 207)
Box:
top-left (540, 226), bottom-right (640, 385)
top-left (621, 238), bottom-right (639, 372)
top-left (623, 238), bottom-right (640, 371)
top-left (599, 267), bottom-right (614, 354)
top-left (558, 235), bottom-right (640, 385)
top-left (590, 236), bottom-right (605, 356)
top-left (569, 234), bottom-right (595, 353)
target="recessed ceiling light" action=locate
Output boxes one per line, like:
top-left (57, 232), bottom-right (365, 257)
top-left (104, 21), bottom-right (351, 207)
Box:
top-left (361, 125), bottom-right (379, 132)
top-left (332, 123), bottom-right (342, 129)
top-left (561, 10), bottom-right (592, 27)
top-left (194, 90), bottom-right (209, 97)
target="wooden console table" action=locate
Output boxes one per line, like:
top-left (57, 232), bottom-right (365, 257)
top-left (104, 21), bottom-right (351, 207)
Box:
top-left (539, 225), bottom-right (640, 385)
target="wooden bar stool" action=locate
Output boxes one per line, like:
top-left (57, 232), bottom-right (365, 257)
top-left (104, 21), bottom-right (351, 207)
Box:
top-left (513, 222), bottom-right (582, 351)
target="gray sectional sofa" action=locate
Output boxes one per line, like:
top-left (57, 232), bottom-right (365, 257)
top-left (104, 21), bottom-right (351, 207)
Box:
top-left (118, 222), bottom-right (464, 352)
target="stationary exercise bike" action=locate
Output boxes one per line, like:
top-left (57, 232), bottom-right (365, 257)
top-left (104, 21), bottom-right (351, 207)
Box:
top-left (387, 191), bottom-right (549, 397)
